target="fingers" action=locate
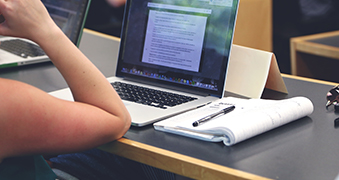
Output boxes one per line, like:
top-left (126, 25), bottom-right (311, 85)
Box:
top-left (0, 0), bottom-right (48, 39)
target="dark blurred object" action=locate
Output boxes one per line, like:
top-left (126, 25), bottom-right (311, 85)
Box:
top-left (85, 0), bottom-right (125, 37)
top-left (326, 85), bottom-right (339, 109)
top-left (0, 14), bottom-right (5, 23)
top-left (273, 0), bottom-right (339, 74)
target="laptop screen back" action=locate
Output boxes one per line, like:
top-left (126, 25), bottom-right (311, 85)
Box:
top-left (42, 0), bottom-right (91, 46)
top-left (116, 0), bottom-right (239, 98)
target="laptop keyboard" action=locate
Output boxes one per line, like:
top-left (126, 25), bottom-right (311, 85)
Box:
top-left (112, 82), bottom-right (197, 109)
top-left (0, 39), bottom-right (46, 58)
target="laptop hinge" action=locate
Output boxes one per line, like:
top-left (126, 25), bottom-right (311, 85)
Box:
top-left (122, 77), bottom-right (210, 97)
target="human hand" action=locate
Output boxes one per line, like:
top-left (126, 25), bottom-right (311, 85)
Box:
top-left (0, 0), bottom-right (58, 43)
top-left (106, 0), bottom-right (126, 7)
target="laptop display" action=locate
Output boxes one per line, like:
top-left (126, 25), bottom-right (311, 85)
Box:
top-left (116, 0), bottom-right (239, 98)
top-left (44, 0), bottom-right (90, 46)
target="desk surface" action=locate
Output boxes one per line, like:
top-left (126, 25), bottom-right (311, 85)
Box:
top-left (291, 30), bottom-right (339, 61)
top-left (2, 29), bottom-right (339, 180)
top-left (308, 36), bottom-right (339, 48)
top-left (299, 30), bottom-right (339, 48)
top-left (290, 30), bottom-right (339, 84)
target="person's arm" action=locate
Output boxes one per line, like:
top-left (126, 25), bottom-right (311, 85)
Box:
top-left (0, 0), bottom-right (131, 160)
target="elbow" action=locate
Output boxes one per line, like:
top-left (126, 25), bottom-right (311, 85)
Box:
top-left (88, 112), bottom-right (131, 148)
top-left (114, 112), bottom-right (132, 140)
top-left (121, 112), bottom-right (132, 136)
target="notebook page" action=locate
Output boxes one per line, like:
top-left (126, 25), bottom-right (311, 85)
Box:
top-left (175, 97), bottom-right (314, 145)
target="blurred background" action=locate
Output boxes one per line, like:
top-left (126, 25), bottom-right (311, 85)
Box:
top-left (84, 0), bottom-right (339, 75)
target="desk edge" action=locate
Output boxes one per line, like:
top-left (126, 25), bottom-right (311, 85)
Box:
top-left (282, 74), bottom-right (337, 86)
top-left (99, 138), bottom-right (271, 180)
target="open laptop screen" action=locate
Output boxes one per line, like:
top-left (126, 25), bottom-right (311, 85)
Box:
top-left (42, 0), bottom-right (91, 46)
top-left (116, 0), bottom-right (239, 97)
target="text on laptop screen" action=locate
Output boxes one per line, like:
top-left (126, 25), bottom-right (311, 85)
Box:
top-left (42, 0), bottom-right (90, 45)
top-left (116, 0), bottom-right (238, 97)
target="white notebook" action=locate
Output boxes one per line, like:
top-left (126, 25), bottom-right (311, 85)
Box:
top-left (154, 96), bottom-right (314, 146)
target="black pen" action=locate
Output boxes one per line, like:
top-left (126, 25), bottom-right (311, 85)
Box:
top-left (192, 105), bottom-right (235, 127)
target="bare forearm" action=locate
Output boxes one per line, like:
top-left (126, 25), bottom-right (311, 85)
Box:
top-left (37, 28), bottom-right (129, 122)
top-left (0, 0), bottom-right (131, 159)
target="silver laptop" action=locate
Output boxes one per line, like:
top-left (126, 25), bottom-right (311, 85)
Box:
top-left (50, 0), bottom-right (239, 127)
top-left (0, 0), bottom-right (91, 68)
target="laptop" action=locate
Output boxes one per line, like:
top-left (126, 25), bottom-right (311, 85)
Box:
top-left (0, 0), bottom-right (91, 68)
top-left (50, 0), bottom-right (239, 127)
